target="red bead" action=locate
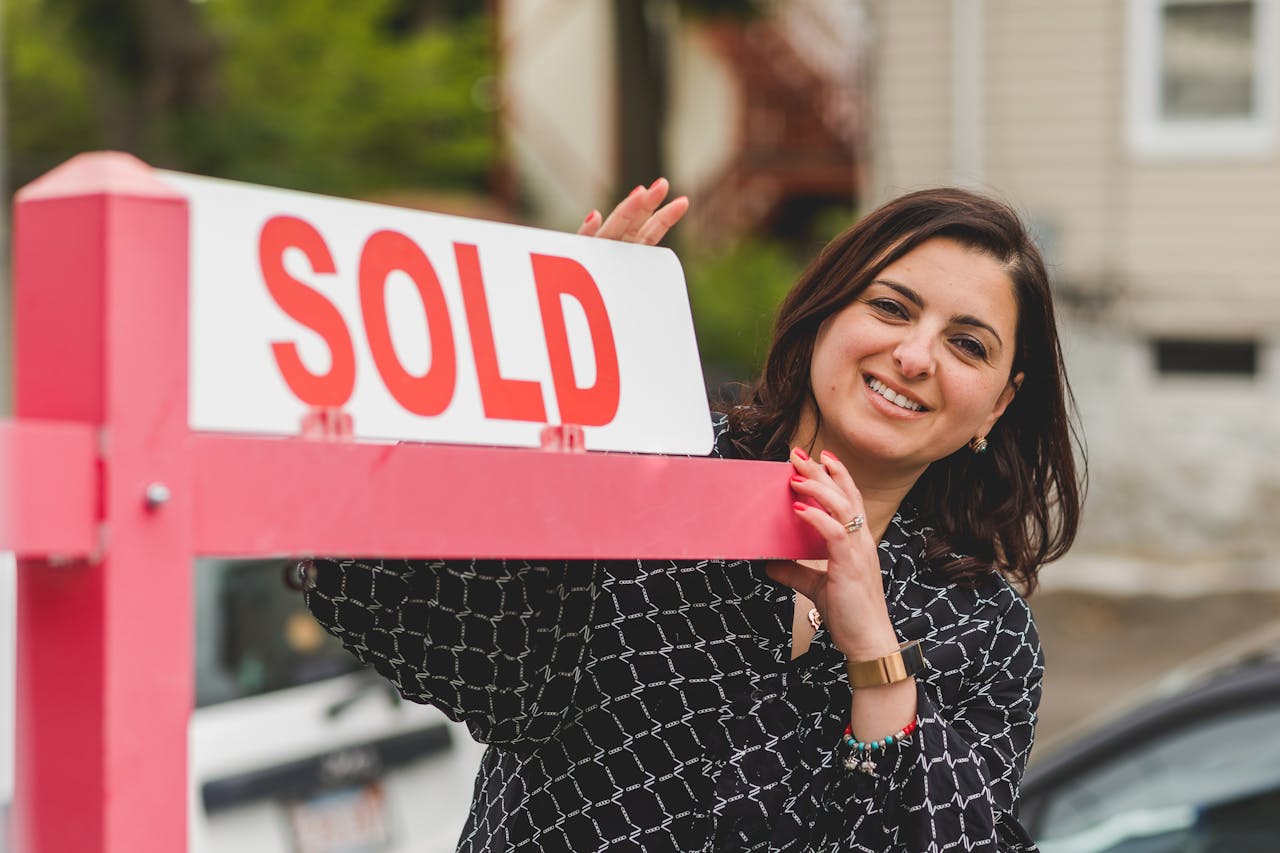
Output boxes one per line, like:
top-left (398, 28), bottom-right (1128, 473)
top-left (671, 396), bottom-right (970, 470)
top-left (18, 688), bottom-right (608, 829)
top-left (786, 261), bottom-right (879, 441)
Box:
top-left (843, 725), bottom-right (852, 736)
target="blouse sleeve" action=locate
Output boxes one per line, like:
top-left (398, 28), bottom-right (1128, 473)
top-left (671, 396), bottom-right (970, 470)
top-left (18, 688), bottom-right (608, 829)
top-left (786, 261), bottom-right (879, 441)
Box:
top-left (304, 557), bottom-right (598, 748)
top-left (835, 595), bottom-right (1043, 852)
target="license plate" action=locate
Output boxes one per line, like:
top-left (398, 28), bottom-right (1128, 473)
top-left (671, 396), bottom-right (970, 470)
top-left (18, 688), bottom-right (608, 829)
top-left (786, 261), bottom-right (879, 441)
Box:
top-left (288, 782), bottom-right (393, 853)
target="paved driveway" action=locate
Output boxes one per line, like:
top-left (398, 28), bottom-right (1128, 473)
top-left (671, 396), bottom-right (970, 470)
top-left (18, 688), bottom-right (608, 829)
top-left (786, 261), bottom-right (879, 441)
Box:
top-left (1029, 589), bottom-right (1280, 752)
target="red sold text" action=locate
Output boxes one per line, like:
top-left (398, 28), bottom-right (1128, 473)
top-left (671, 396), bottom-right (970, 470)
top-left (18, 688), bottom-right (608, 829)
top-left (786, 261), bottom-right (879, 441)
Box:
top-left (260, 216), bottom-right (620, 426)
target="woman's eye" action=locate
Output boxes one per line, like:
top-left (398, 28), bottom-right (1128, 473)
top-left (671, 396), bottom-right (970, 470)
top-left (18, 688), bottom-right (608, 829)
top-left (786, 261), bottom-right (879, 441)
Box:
top-left (952, 336), bottom-right (989, 360)
top-left (869, 298), bottom-right (908, 319)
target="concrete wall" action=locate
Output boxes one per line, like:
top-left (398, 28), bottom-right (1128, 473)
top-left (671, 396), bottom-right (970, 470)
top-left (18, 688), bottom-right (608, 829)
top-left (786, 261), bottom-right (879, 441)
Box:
top-left (1063, 323), bottom-right (1280, 560)
top-left (497, 0), bottom-right (739, 229)
top-left (664, 24), bottom-right (740, 198)
top-left (498, 0), bottom-right (617, 227)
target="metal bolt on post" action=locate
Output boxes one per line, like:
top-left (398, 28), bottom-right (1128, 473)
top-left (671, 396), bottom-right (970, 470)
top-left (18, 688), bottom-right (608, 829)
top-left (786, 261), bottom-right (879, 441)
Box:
top-left (144, 482), bottom-right (172, 510)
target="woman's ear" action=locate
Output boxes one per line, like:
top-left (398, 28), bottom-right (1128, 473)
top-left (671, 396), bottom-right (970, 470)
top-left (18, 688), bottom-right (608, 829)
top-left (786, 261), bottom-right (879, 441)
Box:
top-left (981, 371), bottom-right (1024, 435)
top-left (999, 371), bottom-right (1025, 413)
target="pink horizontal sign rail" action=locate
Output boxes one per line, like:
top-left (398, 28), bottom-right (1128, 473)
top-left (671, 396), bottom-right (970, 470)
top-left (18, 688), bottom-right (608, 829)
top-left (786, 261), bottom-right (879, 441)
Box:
top-left (190, 433), bottom-right (826, 561)
top-left (0, 419), bottom-right (99, 557)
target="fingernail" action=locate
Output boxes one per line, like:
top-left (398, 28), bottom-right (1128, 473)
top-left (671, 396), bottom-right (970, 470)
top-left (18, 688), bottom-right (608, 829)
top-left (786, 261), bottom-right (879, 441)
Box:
top-left (820, 450), bottom-right (835, 461)
top-left (790, 475), bottom-right (806, 484)
top-left (583, 210), bottom-right (596, 224)
top-left (793, 448), bottom-right (810, 462)
top-left (792, 501), bottom-right (808, 512)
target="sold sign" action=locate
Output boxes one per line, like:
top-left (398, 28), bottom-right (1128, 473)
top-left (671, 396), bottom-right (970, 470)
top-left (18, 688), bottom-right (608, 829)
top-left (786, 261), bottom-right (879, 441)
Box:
top-left (169, 173), bottom-right (712, 454)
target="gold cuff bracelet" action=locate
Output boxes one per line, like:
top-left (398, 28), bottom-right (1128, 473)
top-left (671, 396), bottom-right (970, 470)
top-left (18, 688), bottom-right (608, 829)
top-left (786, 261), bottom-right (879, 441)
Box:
top-left (845, 640), bottom-right (927, 689)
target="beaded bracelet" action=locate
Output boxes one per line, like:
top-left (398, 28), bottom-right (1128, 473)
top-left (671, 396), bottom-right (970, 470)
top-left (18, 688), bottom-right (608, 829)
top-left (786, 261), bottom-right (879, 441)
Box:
top-left (841, 719), bottom-right (918, 776)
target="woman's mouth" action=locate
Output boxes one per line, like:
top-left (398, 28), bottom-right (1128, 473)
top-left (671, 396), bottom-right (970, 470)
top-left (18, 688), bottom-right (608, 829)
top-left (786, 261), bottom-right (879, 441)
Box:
top-left (865, 376), bottom-right (926, 412)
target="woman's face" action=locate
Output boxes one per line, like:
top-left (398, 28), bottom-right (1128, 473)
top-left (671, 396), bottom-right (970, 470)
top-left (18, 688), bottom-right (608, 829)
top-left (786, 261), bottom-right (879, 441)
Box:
top-left (806, 236), bottom-right (1022, 477)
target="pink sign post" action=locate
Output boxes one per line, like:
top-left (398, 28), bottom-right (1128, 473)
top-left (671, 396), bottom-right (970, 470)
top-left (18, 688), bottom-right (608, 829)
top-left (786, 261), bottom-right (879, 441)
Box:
top-left (1, 152), bottom-right (820, 853)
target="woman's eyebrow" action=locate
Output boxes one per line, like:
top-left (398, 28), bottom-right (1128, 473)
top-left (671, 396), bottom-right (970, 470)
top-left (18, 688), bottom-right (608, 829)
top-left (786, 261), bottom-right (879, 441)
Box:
top-left (872, 280), bottom-right (1004, 348)
top-left (874, 279), bottom-right (925, 309)
top-left (954, 313), bottom-right (1004, 349)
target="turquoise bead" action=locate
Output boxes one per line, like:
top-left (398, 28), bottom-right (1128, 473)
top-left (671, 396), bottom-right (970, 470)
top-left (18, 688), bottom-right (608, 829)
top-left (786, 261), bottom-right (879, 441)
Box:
top-left (869, 742), bottom-right (878, 751)
top-left (886, 735), bottom-right (894, 745)
top-left (846, 738), bottom-right (855, 747)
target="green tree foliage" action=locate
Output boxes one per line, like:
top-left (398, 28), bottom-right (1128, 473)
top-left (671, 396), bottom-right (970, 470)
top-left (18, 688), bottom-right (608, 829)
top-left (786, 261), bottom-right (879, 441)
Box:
top-left (185, 0), bottom-right (495, 195)
top-left (6, 0), bottom-right (103, 186)
top-left (5, 0), bottom-right (496, 196)
top-left (683, 239), bottom-right (802, 385)
top-left (683, 206), bottom-right (857, 385)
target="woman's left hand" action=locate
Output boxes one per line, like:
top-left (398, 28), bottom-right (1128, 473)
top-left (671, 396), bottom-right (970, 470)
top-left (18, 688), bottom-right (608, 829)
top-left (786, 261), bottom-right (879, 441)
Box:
top-left (766, 448), bottom-right (901, 661)
top-left (578, 177), bottom-right (689, 245)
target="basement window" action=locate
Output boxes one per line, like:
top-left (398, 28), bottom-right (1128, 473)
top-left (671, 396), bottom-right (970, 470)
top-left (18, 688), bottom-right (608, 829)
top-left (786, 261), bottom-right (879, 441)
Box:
top-left (1153, 337), bottom-right (1259, 376)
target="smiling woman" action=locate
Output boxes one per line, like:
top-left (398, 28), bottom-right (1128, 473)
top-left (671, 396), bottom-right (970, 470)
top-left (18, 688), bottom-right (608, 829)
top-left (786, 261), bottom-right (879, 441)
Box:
top-left (804, 238), bottom-right (1021, 480)
top-left (729, 187), bottom-right (1080, 594)
top-left (304, 184), bottom-right (1085, 852)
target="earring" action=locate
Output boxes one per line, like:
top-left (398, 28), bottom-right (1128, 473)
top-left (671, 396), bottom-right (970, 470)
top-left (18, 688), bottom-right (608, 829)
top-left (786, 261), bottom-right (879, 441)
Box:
top-left (968, 435), bottom-right (989, 454)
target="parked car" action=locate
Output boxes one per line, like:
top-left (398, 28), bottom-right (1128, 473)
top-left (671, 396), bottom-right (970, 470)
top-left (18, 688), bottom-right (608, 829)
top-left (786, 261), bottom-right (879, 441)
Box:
top-left (1019, 620), bottom-right (1280, 852)
top-left (190, 557), bottom-right (484, 853)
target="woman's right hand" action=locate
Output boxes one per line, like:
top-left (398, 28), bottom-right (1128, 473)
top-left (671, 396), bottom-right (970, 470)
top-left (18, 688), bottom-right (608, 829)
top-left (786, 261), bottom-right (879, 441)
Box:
top-left (578, 177), bottom-right (689, 245)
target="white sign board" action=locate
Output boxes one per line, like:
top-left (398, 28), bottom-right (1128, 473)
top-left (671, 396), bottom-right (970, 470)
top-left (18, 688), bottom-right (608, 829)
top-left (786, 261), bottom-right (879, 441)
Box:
top-left (167, 173), bottom-right (712, 455)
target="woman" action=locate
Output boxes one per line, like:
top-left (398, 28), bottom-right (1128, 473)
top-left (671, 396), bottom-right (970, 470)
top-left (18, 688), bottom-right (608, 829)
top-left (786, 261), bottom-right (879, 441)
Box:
top-left (304, 182), bottom-right (1082, 852)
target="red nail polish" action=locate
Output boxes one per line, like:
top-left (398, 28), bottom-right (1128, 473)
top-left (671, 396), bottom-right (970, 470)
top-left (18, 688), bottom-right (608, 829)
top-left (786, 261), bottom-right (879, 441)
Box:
top-left (820, 450), bottom-right (835, 461)
top-left (792, 501), bottom-right (807, 512)
top-left (790, 475), bottom-right (805, 484)
top-left (583, 211), bottom-right (595, 224)
top-left (794, 448), bottom-right (810, 462)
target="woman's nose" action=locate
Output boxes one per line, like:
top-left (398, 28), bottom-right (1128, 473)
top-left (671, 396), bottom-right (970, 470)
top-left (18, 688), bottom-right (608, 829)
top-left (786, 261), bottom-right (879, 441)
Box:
top-left (893, 332), bottom-right (936, 378)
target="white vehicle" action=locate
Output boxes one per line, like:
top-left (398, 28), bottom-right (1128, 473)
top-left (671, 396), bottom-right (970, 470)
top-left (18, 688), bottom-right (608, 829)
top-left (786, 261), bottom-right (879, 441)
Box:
top-left (0, 554), bottom-right (483, 853)
top-left (189, 555), bottom-right (483, 845)
top-left (190, 557), bottom-right (485, 853)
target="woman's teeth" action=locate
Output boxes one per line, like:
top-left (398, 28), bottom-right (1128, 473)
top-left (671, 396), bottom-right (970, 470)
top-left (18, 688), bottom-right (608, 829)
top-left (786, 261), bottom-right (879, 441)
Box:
top-left (866, 377), bottom-right (923, 412)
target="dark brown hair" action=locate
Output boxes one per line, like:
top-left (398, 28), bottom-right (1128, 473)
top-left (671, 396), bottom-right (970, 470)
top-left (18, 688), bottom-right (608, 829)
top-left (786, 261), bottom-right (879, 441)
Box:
top-left (725, 187), bottom-right (1084, 594)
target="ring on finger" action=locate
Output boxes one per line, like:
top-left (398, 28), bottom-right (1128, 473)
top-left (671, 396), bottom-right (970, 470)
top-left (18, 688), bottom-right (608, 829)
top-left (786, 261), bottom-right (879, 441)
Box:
top-left (843, 515), bottom-right (865, 534)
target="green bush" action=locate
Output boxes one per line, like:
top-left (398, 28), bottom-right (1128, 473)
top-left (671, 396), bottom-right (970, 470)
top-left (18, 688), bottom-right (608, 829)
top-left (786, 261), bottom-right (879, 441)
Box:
top-left (682, 207), bottom-right (857, 388)
top-left (683, 239), bottom-right (802, 385)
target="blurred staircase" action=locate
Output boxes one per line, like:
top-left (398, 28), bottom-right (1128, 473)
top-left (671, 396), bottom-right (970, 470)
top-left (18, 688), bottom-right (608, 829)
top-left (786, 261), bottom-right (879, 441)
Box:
top-left (689, 1), bottom-right (865, 244)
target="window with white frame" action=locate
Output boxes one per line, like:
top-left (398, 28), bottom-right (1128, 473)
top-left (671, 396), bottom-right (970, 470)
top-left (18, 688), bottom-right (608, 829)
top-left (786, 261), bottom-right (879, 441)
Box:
top-left (1128, 0), bottom-right (1279, 156)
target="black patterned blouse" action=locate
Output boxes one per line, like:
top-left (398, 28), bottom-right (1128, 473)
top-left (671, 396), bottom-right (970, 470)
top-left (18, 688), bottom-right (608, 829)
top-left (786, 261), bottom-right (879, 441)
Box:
top-left (304, 420), bottom-right (1043, 852)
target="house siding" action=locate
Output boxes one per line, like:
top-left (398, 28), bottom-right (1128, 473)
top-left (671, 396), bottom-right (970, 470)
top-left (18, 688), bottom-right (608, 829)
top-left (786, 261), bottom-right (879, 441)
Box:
top-left (1122, 164), bottom-right (1280, 331)
top-left (866, 2), bottom-right (953, 197)
top-left (984, 0), bottom-right (1122, 287)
